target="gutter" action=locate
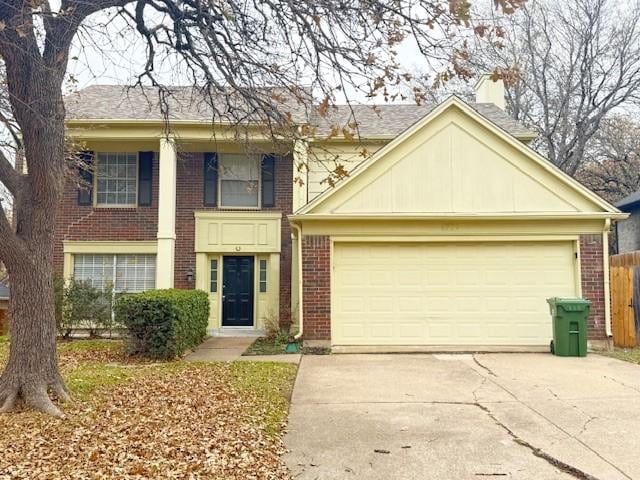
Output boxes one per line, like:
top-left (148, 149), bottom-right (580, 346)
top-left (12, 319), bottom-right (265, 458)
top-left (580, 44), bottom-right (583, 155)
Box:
top-left (603, 219), bottom-right (613, 338)
top-left (291, 222), bottom-right (304, 340)
top-left (289, 212), bottom-right (630, 221)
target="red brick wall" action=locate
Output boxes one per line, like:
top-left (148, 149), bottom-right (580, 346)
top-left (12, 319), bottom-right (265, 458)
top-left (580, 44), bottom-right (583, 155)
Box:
top-left (53, 154), bottom-right (159, 274)
top-left (301, 235), bottom-right (331, 340)
top-left (54, 151), bottom-right (293, 326)
top-left (174, 152), bottom-right (293, 325)
top-left (580, 234), bottom-right (606, 340)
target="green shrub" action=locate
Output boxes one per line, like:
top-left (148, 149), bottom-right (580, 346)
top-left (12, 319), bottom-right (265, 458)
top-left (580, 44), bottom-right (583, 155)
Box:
top-left (56, 278), bottom-right (113, 338)
top-left (114, 289), bottom-right (209, 360)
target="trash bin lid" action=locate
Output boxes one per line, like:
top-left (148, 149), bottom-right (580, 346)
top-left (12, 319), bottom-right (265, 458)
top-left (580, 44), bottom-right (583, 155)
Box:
top-left (552, 297), bottom-right (591, 312)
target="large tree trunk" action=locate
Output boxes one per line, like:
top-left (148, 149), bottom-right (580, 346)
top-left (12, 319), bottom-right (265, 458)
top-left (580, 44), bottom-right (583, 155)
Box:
top-left (0, 258), bottom-right (69, 417)
top-left (0, 50), bottom-right (70, 416)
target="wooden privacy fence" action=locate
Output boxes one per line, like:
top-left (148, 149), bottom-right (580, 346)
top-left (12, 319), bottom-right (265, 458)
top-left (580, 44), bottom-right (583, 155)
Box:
top-left (610, 251), bottom-right (640, 347)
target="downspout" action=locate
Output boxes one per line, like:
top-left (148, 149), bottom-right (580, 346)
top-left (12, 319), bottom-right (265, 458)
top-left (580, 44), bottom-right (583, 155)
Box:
top-left (603, 219), bottom-right (612, 338)
top-left (292, 222), bottom-right (304, 340)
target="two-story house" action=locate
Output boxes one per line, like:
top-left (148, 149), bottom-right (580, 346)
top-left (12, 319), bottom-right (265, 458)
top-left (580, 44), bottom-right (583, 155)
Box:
top-left (56, 78), bottom-right (625, 350)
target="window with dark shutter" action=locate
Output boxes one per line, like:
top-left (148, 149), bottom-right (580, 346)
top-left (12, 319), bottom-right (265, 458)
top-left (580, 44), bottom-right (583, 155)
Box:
top-left (138, 151), bottom-right (153, 206)
top-left (261, 154), bottom-right (276, 208)
top-left (77, 151), bottom-right (94, 206)
top-left (203, 152), bottom-right (218, 206)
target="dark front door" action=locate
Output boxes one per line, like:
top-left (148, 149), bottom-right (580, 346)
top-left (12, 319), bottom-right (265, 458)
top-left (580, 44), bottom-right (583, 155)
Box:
top-left (222, 256), bottom-right (254, 327)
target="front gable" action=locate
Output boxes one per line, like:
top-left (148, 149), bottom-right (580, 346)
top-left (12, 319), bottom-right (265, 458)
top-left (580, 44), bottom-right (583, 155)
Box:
top-left (298, 98), bottom-right (620, 217)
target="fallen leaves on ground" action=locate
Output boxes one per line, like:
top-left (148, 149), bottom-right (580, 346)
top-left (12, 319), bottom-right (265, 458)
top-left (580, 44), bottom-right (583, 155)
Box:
top-left (0, 340), bottom-right (297, 479)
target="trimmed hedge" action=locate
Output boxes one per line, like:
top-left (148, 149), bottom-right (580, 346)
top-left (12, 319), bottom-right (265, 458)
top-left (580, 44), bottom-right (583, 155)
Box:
top-left (115, 289), bottom-right (209, 359)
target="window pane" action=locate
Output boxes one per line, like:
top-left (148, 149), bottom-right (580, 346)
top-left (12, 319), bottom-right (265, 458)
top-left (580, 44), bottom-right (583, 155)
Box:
top-left (219, 154), bottom-right (260, 207)
top-left (73, 254), bottom-right (113, 290)
top-left (221, 180), bottom-right (259, 207)
top-left (96, 152), bottom-right (138, 206)
top-left (210, 259), bottom-right (218, 293)
top-left (115, 255), bottom-right (156, 293)
top-left (259, 259), bottom-right (267, 293)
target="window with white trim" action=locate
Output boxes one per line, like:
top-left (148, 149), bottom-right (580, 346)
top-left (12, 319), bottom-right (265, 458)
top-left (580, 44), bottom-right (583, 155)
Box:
top-left (73, 254), bottom-right (156, 293)
top-left (95, 152), bottom-right (138, 206)
top-left (219, 154), bottom-right (260, 207)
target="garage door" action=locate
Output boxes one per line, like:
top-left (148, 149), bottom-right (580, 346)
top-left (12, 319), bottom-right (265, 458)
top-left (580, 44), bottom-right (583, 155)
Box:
top-left (332, 241), bottom-right (577, 346)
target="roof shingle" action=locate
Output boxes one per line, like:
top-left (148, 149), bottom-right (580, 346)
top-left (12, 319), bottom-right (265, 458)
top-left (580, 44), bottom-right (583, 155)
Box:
top-left (65, 85), bottom-right (535, 139)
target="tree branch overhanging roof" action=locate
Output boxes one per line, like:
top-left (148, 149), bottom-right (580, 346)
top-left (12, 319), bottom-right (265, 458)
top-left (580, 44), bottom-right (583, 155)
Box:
top-left (293, 95), bottom-right (625, 219)
top-left (64, 85), bottom-right (536, 140)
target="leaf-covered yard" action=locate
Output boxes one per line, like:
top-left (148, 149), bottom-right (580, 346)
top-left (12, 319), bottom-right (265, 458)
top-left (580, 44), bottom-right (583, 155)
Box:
top-left (0, 336), bottom-right (297, 479)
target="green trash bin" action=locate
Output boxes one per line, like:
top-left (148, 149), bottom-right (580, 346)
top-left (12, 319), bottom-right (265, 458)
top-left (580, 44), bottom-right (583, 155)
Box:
top-left (546, 298), bottom-right (590, 357)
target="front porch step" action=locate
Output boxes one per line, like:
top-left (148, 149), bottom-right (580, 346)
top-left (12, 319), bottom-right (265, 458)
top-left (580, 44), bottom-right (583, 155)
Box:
top-left (208, 328), bottom-right (266, 337)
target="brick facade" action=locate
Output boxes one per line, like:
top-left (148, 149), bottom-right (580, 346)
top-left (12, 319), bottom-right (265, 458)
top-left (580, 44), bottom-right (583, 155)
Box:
top-left (53, 154), bottom-right (159, 274)
top-left (580, 234), bottom-right (607, 340)
top-left (301, 235), bottom-right (331, 340)
top-left (174, 152), bottom-right (293, 324)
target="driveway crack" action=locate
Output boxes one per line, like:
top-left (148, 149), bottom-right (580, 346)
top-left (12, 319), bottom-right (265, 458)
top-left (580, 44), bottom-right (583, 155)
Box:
top-left (472, 354), bottom-right (498, 377)
top-left (603, 375), bottom-right (640, 395)
top-left (465, 360), bottom-right (633, 480)
top-left (474, 402), bottom-right (600, 480)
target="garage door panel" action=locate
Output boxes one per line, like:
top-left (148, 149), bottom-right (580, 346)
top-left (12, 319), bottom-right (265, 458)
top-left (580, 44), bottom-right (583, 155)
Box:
top-left (332, 241), bottom-right (577, 346)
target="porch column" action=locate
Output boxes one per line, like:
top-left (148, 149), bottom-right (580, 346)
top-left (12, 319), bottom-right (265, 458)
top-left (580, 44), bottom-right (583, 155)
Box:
top-left (156, 137), bottom-right (177, 289)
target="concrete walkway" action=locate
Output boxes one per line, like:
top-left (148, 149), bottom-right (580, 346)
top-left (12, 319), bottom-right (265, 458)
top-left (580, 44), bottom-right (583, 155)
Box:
top-left (184, 336), bottom-right (301, 363)
top-left (284, 353), bottom-right (640, 480)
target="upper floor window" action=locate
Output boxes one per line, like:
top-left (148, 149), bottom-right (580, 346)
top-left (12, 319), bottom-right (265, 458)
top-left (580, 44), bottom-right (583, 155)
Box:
top-left (95, 152), bottom-right (138, 206)
top-left (219, 154), bottom-right (260, 208)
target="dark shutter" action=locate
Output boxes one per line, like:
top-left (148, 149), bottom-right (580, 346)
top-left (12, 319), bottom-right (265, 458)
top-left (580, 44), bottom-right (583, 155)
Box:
top-left (138, 151), bottom-right (153, 206)
top-left (203, 152), bottom-right (218, 207)
top-left (77, 151), bottom-right (94, 206)
top-left (261, 154), bottom-right (276, 208)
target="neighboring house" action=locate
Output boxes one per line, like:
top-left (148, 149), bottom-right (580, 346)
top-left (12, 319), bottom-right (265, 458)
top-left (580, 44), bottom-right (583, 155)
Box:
top-left (615, 190), bottom-right (640, 253)
top-left (57, 77), bottom-right (625, 349)
top-left (0, 281), bottom-right (8, 335)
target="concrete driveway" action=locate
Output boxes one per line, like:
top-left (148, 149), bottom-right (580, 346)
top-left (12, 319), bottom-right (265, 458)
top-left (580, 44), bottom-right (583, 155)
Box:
top-left (284, 353), bottom-right (640, 480)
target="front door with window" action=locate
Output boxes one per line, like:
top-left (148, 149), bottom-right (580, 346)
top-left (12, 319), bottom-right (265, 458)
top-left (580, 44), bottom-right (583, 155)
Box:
top-left (222, 256), bottom-right (254, 327)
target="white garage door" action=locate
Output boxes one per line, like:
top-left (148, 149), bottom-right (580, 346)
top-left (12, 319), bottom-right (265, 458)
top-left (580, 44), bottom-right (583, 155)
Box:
top-left (332, 241), bottom-right (578, 346)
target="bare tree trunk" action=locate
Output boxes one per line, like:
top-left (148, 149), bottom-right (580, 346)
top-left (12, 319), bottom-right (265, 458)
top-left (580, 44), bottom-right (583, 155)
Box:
top-left (0, 259), bottom-right (69, 417)
top-left (0, 46), bottom-right (70, 415)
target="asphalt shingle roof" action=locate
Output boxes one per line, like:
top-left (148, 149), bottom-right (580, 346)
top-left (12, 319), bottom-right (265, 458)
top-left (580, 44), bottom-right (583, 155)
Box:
top-left (311, 102), bottom-right (534, 138)
top-left (0, 281), bottom-right (8, 300)
top-left (65, 85), bottom-right (313, 124)
top-left (65, 85), bottom-right (535, 139)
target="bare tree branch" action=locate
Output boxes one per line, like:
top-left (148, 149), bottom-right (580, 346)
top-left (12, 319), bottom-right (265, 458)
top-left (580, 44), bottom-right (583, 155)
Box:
top-left (467, 0), bottom-right (640, 176)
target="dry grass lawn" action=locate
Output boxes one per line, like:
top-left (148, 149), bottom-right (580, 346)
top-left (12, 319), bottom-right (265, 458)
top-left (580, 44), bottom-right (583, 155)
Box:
top-left (0, 336), bottom-right (297, 479)
top-left (601, 346), bottom-right (640, 365)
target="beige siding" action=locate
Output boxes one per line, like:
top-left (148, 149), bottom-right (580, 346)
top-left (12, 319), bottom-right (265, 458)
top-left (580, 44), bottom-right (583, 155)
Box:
top-left (308, 106), bottom-right (604, 215)
top-left (307, 142), bottom-right (386, 202)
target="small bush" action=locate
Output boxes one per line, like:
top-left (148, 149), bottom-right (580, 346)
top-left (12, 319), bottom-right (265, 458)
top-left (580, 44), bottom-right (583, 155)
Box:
top-left (56, 279), bottom-right (113, 338)
top-left (114, 289), bottom-right (209, 360)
